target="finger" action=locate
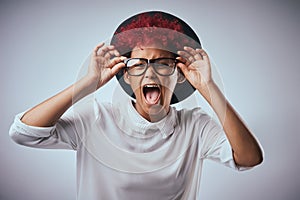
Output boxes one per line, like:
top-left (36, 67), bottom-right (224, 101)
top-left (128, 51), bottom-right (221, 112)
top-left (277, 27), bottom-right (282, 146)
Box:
top-left (177, 50), bottom-right (192, 60)
top-left (106, 46), bottom-right (120, 57)
top-left (176, 56), bottom-right (186, 64)
top-left (177, 50), bottom-right (193, 66)
top-left (184, 46), bottom-right (197, 55)
top-left (108, 56), bottom-right (127, 69)
top-left (111, 63), bottom-right (125, 75)
top-left (196, 49), bottom-right (209, 63)
top-left (193, 50), bottom-right (203, 60)
top-left (184, 46), bottom-right (202, 60)
top-left (105, 49), bottom-right (120, 59)
top-left (113, 49), bottom-right (120, 57)
top-left (176, 62), bottom-right (189, 76)
top-left (93, 42), bottom-right (105, 56)
top-left (110, 59), bottom-right (127, 75)
top-left (97, 46), bottom-right (110, 56)
top-left (176, 56), bottom-right (192, 68)
top-left (97, 45), bottom-right (115, 57)
top-left (178, 48), bottom-right (200, 64)
top-left (104, 50), bottom-right (115, 59)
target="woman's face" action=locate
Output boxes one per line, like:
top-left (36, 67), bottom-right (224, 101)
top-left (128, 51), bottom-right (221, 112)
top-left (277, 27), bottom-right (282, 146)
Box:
top-left (124, 45), bottom-right (182, 122)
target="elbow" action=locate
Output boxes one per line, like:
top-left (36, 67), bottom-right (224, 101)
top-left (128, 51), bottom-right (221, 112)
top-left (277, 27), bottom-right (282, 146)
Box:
top-left (256, 149), bottom-right (264, 165)
top-left (234, 149), bottom-right (264, 167)
top-left (248, 153), bottom-right (263, 167)
top-left (250, 144), bottom-right (264, 167)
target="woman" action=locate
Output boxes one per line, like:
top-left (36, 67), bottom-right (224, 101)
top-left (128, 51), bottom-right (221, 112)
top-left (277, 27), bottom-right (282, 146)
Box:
top-left (9, 11), bottom-right (263, 199)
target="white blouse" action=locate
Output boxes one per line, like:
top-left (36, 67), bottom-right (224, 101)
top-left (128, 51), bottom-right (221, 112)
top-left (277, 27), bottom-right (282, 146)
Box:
top-left (9, 97), bottom-right (247, 200)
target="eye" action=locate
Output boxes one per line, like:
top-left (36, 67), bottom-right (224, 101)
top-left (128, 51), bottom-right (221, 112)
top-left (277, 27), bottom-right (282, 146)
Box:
top-left (154, 63), bottom-right (169, 70)
top-left (157, 62), bottom-right (170, 66)
top-left (156, 58), bottom-right (175, 67)
top-left (132, 63), bottom-right (145, 67)
top-left (127, 59), bottom-right (146, 68)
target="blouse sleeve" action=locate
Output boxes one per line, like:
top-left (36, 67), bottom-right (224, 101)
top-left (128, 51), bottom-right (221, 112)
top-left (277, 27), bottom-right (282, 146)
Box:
top-left (198, 112), bottom-right (251, 171)
top-left (9, 109), bottom-right (79, 150)
top-left (9, 99), bottom-right (100, 151)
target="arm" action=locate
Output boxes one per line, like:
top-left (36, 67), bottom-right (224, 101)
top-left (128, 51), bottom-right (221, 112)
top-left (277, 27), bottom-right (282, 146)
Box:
top-left (21, 43), bottom-right (126, 127)
top-left (177, 47), bottom-right (263, 167)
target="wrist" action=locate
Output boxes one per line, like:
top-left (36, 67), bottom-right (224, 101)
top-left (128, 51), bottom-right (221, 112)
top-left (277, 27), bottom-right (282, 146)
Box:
top-left (72, 76), bottom-right (99, 102)
top-left (196, 79), bottom-right (215, 93)
top-left (196, 80), bottom-right (218, 101)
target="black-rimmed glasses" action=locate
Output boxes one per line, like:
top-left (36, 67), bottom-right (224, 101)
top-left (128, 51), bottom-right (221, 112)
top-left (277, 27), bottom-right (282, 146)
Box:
top-left (124, 58), bottom-right (178, 76)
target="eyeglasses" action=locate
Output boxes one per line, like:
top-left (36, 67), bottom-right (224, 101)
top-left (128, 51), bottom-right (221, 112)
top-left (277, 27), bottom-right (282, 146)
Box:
top-left (124, 57), bottom-right (178, 76)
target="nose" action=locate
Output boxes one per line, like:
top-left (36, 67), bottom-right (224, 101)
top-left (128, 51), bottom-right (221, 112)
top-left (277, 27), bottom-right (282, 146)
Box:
top-left (144, 64), bottom-right (157, 79)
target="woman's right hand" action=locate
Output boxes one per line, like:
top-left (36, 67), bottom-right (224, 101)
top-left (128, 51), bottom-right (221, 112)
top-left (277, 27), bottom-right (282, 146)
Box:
top-left (86, 42), bottom-right (126, 90)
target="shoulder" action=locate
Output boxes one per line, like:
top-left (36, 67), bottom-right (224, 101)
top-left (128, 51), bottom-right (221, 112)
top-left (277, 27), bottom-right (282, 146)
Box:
top-left (92, 99), bottom-right (115, 120)
top-left (173, 106), bottom-right (212, 126)
top-left (70, 98), bottom-right (114, 123)
top-left (172, 106), bottom-right (222, 139)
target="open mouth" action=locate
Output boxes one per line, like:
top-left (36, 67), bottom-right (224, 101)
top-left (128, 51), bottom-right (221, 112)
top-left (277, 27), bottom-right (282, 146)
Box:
top-left (143, 84), bottom-right (161, 105)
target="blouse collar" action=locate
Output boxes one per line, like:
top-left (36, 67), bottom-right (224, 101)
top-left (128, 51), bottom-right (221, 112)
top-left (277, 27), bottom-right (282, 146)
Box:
top-left (113, 98), bottom-right (177, 139)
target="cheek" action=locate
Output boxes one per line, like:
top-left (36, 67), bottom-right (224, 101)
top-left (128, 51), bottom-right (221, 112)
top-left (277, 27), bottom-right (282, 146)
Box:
top-left (128, 78), bottom-right (142, 93)
top-left (161, 76), bottom-right (178, 92)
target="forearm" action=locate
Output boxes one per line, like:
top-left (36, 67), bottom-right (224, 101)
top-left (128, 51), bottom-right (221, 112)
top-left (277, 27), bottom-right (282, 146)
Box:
top-left (198, 81), bottom-right (263, 167)
top-left (21, 76), bottom-right (97, 127)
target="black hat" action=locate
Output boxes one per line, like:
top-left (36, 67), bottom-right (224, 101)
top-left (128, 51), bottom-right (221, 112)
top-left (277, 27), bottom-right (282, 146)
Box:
top-left (111, 11), bottom-right (201, 104)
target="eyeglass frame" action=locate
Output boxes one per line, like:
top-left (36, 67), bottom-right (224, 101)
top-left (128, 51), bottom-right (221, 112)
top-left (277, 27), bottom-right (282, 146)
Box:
top-left (124, 57), bottom-right (180, 76)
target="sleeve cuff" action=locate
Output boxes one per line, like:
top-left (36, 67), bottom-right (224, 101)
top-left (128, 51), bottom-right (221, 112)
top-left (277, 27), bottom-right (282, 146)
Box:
top-left (220, 139), bottom-right (253, 171)
top-left (12, 112), bottom-right (56, 137)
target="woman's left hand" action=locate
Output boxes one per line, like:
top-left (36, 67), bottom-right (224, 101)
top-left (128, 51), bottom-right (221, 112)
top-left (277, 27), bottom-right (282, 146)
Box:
top-left (177, 47), bottom-right (213, 90)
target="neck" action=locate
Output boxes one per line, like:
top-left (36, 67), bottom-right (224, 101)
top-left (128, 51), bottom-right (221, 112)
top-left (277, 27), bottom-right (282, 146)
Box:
top-left (133, 101), bottom-right (169, 122)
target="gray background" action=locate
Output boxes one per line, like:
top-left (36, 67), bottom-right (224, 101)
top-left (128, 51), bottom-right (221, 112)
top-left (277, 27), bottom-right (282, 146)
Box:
top-left (1, 0), bottom-right (299, 199)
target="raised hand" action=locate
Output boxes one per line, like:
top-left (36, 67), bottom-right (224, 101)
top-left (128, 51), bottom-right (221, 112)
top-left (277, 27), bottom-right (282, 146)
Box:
top-left (87, 42), bottom-right (126, 89)
top-left (177, 47), bottom-right (212, 91)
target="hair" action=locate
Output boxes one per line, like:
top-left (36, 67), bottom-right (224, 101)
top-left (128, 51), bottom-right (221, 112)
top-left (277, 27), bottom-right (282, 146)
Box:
top-left (111, 11), bottom-right (201, 57)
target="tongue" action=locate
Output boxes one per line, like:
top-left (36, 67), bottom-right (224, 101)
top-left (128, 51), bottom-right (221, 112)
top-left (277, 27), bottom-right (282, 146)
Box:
top-left (145, 89), bottom-right (160, 104)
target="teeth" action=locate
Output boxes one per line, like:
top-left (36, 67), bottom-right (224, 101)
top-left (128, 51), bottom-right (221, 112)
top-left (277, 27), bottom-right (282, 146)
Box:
top-left (144, 84), bottom-right (159, 88)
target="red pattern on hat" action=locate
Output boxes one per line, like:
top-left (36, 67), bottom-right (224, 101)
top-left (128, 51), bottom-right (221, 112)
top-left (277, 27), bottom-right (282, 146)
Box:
top-left (112, 13), bottom-right (197, 55)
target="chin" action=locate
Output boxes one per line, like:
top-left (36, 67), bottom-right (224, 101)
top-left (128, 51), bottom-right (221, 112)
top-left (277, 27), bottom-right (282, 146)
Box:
top-left (143, 96), bottom-right (172, 119)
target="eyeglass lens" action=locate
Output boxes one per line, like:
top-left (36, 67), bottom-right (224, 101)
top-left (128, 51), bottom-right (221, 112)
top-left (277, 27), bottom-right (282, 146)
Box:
top-left (126, 58), bottom-right (176, 76)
